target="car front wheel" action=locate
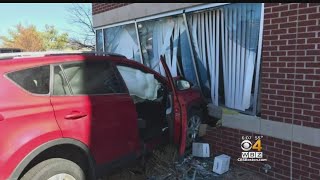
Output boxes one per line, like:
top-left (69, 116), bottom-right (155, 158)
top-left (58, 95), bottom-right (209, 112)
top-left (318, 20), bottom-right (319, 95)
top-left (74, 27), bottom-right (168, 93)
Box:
top-left (186, 109), bottom-right (202, 148)
top-left (21, 158), bottom-right (85, 180)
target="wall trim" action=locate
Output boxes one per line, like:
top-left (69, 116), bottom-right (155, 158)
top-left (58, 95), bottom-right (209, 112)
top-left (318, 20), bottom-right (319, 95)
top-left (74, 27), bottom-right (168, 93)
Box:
top-left (93, 3), bottom-right (231, 28)
top-left (222, 114), bottom-right (320, 147)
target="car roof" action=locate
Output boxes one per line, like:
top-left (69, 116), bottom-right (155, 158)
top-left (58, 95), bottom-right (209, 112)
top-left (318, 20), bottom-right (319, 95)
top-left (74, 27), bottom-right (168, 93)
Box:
top-left (0, 51), bottom-right (133, 73)
top-left (0, 51), bottom-right (168, 85)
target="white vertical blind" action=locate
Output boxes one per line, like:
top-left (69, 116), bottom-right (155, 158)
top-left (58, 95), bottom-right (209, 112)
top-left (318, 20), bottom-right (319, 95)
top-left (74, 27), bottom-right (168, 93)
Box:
top-left (221, 4), bottom-right (261, 110)
top-left (188, 10), bottom-right (221, 105)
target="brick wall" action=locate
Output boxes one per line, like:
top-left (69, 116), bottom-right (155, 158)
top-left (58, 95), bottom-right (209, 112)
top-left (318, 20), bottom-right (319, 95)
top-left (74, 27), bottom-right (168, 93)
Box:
top-left (92, 3), bottom-right (131, 15)
top-left (204, 127), bottom-right (320, 180)
top-left (261, 3), bottom-right (320, 128)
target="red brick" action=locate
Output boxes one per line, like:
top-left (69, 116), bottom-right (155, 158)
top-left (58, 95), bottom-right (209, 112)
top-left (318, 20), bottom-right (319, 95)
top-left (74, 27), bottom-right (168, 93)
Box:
top-left (308, 12), bottom-right (320, 19)
top-left (272, 4), bottom-right (289, 12)
top-left (265, 3), bottom-right (281, 7)
top-left (270, 74), bottom-right (285, 79)
top-left (297, 56), bottom-right (315, 61)
top-left (307, 50), bottom-right (320, 55)
top-left (271, 51), bottom-right (286, 56)
top-left (298, 32), bottom-right (316, 38)
top-left (304, 86), bottom-right (319, 93)
top-left (297, 44), bottom-right (316, 50)
top-left (281, 22), bottom-right (297, 29)
top-left (265, 8), bottom-right (271, 13)
top-left (279, 34), bottom-right (296, 39)
top-left (271, 28), bottom-right (287, 35)
top-left (279, 45), bottom-right (296, 50)
top-left (277, 101), bottom-right (292, 107)
top-left (307, 25), bottom-right (320, 32)
top-left (296, 68), bottom-right (314, 74)
top-left (296, 93), bottom-right (313, 99)
top-left (289, 3), bottom-right (299, 9)
top-left (265, 12), bottom-right (280, 19)
top-left (306, 63), bottom-right (320, 68)
top-left (281, 9), bottom-right (298, 17)
top-left (298, 7), bottom-right (317, 14)
top-left (269, 106), bottom-right (284, 112)
top-left (298, 15), bottom-right (307, 21)
top-left (271, 17), bottom-right (288, 24)
top-left (278, 57), bottom-right (293, 61)
top-left (288, 16), bottom-right (298, 22)
top-left (298, 20), bottom-right (317, 26)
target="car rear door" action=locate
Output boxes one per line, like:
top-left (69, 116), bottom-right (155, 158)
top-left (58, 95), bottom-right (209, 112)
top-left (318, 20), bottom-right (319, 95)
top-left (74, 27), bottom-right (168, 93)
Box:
top-left (50, 60), bottom-right (140, 165)
top-left (160, 56), bottom-right (187, 155)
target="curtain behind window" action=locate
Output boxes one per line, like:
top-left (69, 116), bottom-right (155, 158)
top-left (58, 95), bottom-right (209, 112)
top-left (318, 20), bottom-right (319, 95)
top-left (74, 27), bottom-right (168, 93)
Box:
top-left (187, 3), bottom-right (261, 111)
top-left (187, 10), bottom-right (221, 105)
top-left (221, 3), bottom-right (261, 110)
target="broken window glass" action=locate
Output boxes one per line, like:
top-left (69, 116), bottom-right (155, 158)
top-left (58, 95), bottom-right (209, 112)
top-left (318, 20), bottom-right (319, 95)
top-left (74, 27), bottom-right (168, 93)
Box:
top-left (137, 16), bottom-right (198, 86)
top-left (103, 23), bottom-right (141, 61)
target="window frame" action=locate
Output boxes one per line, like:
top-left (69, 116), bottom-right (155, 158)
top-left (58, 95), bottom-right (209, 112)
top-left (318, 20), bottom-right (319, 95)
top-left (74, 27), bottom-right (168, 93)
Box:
top-left (50, 60), bottom-right (129, 97)
top-left (5, 64), bottom-right (51, 96)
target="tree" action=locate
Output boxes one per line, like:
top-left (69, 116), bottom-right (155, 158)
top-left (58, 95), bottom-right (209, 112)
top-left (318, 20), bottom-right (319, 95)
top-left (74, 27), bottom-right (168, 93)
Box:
top-left (0, 24), bottom-right (44, 51)
top-left (0, 23), bottom-right (69, 51)
top-left (67, 3), bottom-right (95, 50)
top-left (42, 25), bottom-right (69, 50)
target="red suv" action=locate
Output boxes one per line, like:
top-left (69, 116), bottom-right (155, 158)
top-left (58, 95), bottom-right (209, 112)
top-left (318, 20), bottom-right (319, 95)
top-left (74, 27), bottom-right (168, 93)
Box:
top-left (0, 52), bottom-right (207, 180)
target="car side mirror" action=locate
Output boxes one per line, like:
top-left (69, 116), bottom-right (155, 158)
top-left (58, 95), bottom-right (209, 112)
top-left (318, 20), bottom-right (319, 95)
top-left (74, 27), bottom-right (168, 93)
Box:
top-left (176, 80), bottom-right (191, 90)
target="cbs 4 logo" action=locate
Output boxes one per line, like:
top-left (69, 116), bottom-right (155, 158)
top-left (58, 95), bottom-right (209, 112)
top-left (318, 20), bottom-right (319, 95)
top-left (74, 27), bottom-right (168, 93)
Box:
top-left (241, 139), bottom-right (262, 151)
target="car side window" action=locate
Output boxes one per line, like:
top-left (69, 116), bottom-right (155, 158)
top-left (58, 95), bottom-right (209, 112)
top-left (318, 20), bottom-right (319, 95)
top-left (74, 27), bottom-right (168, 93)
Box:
top-left (7, 65), bottom-right (50, 94)
top-left (53, 61), bottom-right (126, 95)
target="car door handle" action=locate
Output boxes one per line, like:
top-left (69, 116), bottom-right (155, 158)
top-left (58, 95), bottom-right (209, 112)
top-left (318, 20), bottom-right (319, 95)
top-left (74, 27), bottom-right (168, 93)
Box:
top-left (64, 111), bottom-right (87, 120)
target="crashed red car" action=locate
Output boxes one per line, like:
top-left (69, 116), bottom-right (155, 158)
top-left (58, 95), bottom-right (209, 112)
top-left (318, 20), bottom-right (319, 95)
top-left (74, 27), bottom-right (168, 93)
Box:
top-left (0, 52), bottom-right (208, 180)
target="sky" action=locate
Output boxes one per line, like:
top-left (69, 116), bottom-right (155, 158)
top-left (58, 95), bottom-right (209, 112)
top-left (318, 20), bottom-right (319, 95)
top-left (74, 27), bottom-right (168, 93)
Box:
top-left (0, 3), bottom-right (92, 44)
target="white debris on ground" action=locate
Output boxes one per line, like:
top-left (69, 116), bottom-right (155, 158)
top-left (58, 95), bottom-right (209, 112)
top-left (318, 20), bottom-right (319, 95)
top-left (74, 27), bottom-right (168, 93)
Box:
top-left (102, 144), bottom-right (267, 180)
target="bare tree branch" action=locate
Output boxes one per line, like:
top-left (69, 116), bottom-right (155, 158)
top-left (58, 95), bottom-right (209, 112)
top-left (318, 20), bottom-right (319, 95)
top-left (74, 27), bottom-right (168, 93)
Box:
top-left (66, 3), bottom-right (95, 50)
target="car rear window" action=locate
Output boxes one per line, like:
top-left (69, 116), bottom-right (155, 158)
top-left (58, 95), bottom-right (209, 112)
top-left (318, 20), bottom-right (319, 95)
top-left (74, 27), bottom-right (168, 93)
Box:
top-left (6, 65), bottom-right (50, 94)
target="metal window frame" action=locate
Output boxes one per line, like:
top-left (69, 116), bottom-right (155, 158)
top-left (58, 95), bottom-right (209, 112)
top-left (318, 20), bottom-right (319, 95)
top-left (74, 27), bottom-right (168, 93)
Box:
top-left (252, 3), bottom-right (264, 116)
top-left (134, 21), bottom-right (144, 64)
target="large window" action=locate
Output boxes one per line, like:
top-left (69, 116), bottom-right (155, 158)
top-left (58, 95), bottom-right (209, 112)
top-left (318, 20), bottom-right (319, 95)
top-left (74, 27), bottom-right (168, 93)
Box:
top-left (95, 3), bottom-right (263, 115)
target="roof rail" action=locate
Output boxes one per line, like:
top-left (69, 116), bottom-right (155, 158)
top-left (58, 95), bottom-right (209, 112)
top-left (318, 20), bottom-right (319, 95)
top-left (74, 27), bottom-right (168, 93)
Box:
top-left (0, 50), bottom-right (126, 60)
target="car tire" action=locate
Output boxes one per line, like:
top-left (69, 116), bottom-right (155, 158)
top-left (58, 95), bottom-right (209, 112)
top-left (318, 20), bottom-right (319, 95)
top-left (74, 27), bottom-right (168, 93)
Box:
top-left (186, 109), bottom-right (202, 148)
top-left (20, 158), bottom-right (85, 180)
